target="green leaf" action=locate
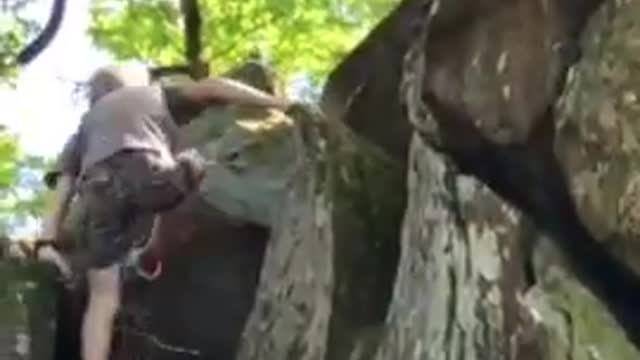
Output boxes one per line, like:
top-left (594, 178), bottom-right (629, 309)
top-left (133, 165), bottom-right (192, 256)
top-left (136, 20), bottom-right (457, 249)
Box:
top-left (88, 0), bottom-right (400, 82)
top-left (0, 130), bottom-right (51, 236)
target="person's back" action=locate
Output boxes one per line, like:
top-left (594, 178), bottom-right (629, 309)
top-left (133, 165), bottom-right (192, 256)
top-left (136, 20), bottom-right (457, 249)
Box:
top-left (79, 84), bottom-right (182, 175)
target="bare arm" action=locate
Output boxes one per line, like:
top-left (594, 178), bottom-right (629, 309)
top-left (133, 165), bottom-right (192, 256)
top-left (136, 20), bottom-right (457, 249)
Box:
top-left (40, 131), bottom-right (82, 242)
top-left (40, 173), bottom-right (76, 241)
top-left (181, 77), bottom-right (291, 110)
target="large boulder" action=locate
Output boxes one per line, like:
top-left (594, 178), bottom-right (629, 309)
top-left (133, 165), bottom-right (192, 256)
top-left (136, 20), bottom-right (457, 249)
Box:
top-left (182, 106), bottom-right (297, 227)
top-left (31, 1), bottom-right (640, 359)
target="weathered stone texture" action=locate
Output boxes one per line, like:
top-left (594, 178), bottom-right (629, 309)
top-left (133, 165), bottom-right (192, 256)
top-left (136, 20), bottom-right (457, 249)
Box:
top-left (374, 135), bottom-right (539, 360)
top-left (0, 261), bottom-right (58, 360)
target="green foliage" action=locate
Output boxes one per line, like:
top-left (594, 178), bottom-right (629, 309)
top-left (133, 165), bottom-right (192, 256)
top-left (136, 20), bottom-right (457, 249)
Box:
top-left (0, 1), bottom-right (40, 83)
top-left (0, 18), bottom-right (26, 80)
top-left (89, 0), bottom-right (397, 82)
top-left (0, 130), bottom-right (50, 236)
top-left (0, 131), bottom-right (19, 187)
top-left (0, 24), bottom-right (24, 80)
top-left (0, 2), bottom-right (53, 237)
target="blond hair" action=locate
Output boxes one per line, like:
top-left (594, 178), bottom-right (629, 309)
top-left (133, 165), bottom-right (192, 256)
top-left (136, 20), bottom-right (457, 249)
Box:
top-left (87, 63), bottom-right (150, 104)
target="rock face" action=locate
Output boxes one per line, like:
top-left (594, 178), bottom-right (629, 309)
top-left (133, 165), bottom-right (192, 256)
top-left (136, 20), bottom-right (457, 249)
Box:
top-left (14, 0), bottom-right (640, 359)
top-left (327, 0), bottom-right (640, 359)
top-left (0, 260), bottom-right (58, 360)
top-left (368, 0), bottom-right (640, 359)
top-left (542, 1), bottom-right (640, 357)
top-left (183, 105), bottom-right (297, 228)
top-left (234, 107), bottom-right (405, 360)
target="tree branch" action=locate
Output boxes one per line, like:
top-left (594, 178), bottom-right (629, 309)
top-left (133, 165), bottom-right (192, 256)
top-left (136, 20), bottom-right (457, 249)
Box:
top-left (15, 0), bottom-right (67, 65)
top-left (180, 0), bottom-right (207, 78)
top-left (149, 65), bottom-right (192, 80)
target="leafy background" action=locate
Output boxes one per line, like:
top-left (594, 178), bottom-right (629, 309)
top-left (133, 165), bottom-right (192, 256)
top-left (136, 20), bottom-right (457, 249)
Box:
top-left (1, 1), bottom-right (51, 239)
top-left (89, 0), bottom-right (396, 84)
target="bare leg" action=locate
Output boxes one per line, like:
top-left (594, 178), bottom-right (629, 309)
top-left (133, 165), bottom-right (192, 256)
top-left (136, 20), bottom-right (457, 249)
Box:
top-left (81, 264), bottom-right (121, 360)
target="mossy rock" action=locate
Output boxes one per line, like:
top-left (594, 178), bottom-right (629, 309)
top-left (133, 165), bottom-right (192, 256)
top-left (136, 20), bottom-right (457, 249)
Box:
top-left (0, 260), bottom-right (59, 360)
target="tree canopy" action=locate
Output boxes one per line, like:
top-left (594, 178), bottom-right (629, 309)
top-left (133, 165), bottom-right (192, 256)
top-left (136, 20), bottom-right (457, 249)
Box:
top-left (89, 0), bottom-right (397, 83)
top-left (0, 130), bottom-right (49, 236)
top-left (0, 2), bottom-right (36, 80)
top-left (0, 1), bottom-right (59, 237)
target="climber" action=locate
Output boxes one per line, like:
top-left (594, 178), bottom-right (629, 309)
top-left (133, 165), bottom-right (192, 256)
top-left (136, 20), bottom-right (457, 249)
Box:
top-left (38, 63), bottom-right (291, 360)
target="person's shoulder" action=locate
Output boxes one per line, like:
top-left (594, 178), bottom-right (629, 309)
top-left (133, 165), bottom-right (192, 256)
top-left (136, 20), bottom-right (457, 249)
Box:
top-left (92, 85), bottom-right (161, 109)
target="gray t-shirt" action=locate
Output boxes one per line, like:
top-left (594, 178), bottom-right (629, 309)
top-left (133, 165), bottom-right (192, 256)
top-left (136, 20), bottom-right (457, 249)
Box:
top-left (44, 84), bottom-right (209, 187)
top-left (79, 85), bottom-right (181, 173)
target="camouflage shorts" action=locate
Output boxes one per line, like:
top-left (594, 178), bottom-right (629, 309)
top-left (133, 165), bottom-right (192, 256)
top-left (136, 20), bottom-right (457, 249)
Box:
top-left (78, 150), bottom-right (192, 269)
